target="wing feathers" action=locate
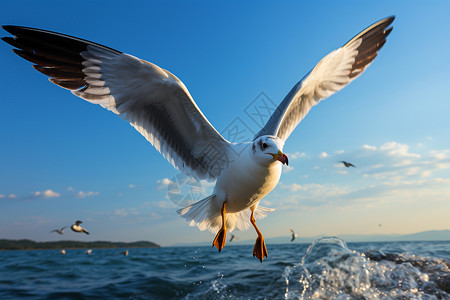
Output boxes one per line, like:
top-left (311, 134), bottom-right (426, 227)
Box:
top-left (3, 25), bottom-right (229, 180)
top-left (255, 16), bottom-right (394, 141)
top-left (50, 78), bottom-right (86, 90)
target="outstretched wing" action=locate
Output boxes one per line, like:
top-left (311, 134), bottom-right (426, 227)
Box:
top-left (254, 16), bottom-right (394, 141)
top-left (2, 26), bottom-right (229, 181)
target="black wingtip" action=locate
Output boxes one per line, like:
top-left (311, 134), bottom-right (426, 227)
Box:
top-left (386, 15), bottom-right (396, 23)
top-left (2, 25), bottom-right (21, 35)
top-left (385, 16), bottom-right (395, 30)
top-left (1, 36), bottom-right (13, 46)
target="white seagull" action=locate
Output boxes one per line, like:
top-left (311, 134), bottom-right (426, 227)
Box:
top-left (289, 229), bottom-right (298, 242)
top-left (50, 226), bottom-right (67, 235)
top-left (2, 16), bottom-right (394, 262)
top-left (229, 234), bottom-right (238, 242)
top-left (70, 220), bottom-right (89, 235)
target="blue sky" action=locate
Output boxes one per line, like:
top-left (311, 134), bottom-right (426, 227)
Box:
top-left (1, 1), bottom-right (449, 246)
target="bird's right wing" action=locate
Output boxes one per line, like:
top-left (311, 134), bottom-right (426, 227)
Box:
top-left (254, 16), bottom-right (394, 141)
top-left (2, 26), bottom-right (230, 181)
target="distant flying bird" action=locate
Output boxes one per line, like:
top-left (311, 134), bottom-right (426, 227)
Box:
top-left (60, 249), bottom-right (66, 255)
top-left (85, 249), bottom-right (92, 255)
top-left (71, 220), bottom-right (89, 234)
top-left (2, 16), bottom-right (394, 262)
top-left (229, 234), bottom-right (238, 242)
top-left (119, 250), bottom-right (129, 256)
top-left (340, 161), bottom-right (356, 168)
top-left (50, 226), bottom-right (66, 235)
top-left (289, 229), bottom-right (298, 242)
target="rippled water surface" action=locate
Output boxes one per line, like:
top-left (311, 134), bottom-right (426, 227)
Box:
top-left (0, 238), bottom-right (449, 299)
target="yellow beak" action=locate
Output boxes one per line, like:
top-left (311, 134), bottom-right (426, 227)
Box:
top-left (268, 150), bottom-right (289, 165)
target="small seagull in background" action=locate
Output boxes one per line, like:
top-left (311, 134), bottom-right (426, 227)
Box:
top-left (60, 249), bottom-right (66, 255)
top-left (50, 226), bottom-right (66, 235)
top-left (229, 234), bottom-right (238, 242)
top-left (289, 229), bottom-right (298, 242)
top-left (340, 161), bottom-right (356, 168)
top-left (119, 250), bottom-right (129, 256)
top-left (85, 249), bottom-right (92, 255)
top-left (71, 220), bottom-right (89, 234)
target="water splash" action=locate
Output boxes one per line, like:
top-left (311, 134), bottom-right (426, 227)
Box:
top-left (283, 237), bottom-right (449, 299)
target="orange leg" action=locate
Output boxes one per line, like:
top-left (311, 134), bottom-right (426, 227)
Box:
top-left (212, 202), bottom-right (227, 252)
top-left (251, 210), bottom-right (268, 262)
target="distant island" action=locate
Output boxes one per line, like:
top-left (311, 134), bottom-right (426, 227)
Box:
top-left (0, 239), bottom-right (160, 251)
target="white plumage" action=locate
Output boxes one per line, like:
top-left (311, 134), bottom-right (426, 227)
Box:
top-left (2, 16), bottom-right (394, 261)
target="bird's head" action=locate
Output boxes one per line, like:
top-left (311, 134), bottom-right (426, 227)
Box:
top-left (251, 136), bottom-right (288, 166)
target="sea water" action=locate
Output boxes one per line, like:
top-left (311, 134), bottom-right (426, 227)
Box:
top-left (0, 237), bottom-right (448, 299)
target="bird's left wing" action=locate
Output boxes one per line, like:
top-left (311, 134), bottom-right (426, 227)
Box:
top-left (2, 26), bottom-right (229, 181)
top-left (254, 16), bottom-right (394, 141)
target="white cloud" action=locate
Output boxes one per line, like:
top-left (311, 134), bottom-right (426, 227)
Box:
top-left (128, 184), bottom-right (136, 188)
top-left (43, 189), bottom-right (60, 198)
top-left (379, 141), bottom-right (420, 158)
top-left (282, 183), bottom-right (304, 192)
top-left (154, 201), bottom-right (173, 209)
top-left (156, 178), bottom-right (174, 189)
top-left (362, 144), bottom-right (377, 151)
top-left (76, 191), bottom-right (100, 198)
top-left (358, 143), bottom-right (450, 181)
top-left (288, 152), bottom-right (306, 159)
top-left (275, 140), bottom-right (450, 216)
top-left (280, 182), bottom-right (349, 198)
top-left (114, 208), bottom-right (138, 217)
top-left (283, 165), bottom-right (295, 173)
top-left (335, 170), bottom-right (348, 175)
top-left (319, 152), bottom-right (328, 158)
top-left (0, 194), bottom-right (4, 198)
top-left (430, 150), bottom-right (449, 160)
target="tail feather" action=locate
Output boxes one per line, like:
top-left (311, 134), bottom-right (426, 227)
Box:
top-left (177, 196), bottom-right (275, 234)
top-left (254, 205), bottom-right (275, 219)
top-left (177, 195), bottom-right (220, 232)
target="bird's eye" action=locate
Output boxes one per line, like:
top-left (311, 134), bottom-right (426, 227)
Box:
top-left (262, 143), bottom-right (268, 149)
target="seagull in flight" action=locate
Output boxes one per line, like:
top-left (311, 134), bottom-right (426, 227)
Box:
top-left (340, 161), bottom-right (356, 168)
top-left (70, 220), bottom-right (89, 235)
top-left (50, 226), bottom-right (67, 235)
top-left (289, 229), bottom-right (298, 242)
top-left (229, 234), bottom-right (238, 242)
top-left (2, 16), bottom-right (394, 262)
